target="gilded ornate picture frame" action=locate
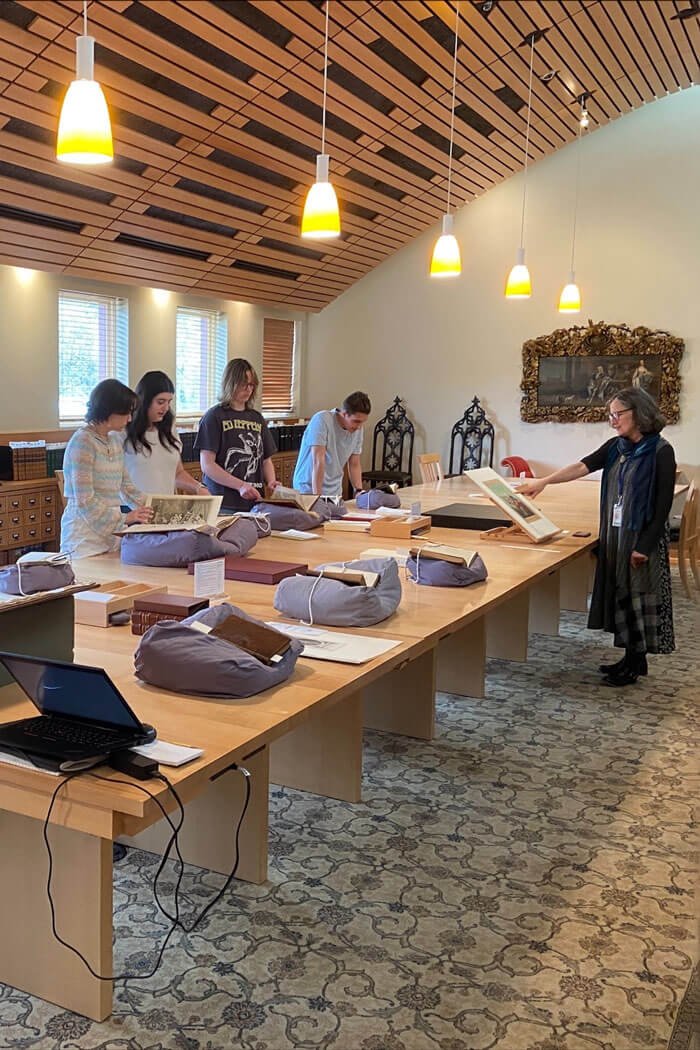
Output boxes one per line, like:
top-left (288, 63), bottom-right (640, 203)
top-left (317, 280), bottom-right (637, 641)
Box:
top-left (520, 321), bottom-right (684, 424)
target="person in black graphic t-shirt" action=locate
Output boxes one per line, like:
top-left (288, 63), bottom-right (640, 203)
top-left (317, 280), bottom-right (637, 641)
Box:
top-left (195, 359), bottom-right (279, 513)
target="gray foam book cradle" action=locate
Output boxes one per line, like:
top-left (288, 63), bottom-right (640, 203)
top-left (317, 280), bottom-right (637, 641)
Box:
top-left (134, 602), bottom-right (304, 698)
top-left (406, 552), bottom-right (488, 587)
top-left (0, 556), bottom-right (75, 596)
top-left (356, 489), bottom-right (401, 510)
top-left (273, 556), bottom-right (401, 627)
top-left (120, 517), bottom-right (259, 567)
top-left (251, 503), bottom-right (324, 532)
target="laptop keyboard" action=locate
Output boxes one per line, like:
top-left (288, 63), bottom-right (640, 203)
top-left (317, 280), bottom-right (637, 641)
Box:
top-left (22, 716), bottom-right (123, 749)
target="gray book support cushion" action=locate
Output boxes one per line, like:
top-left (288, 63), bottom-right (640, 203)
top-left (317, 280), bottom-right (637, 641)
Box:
top-left (0, 561), bottom-right (75, 596)
top-left (315, 498), bottom-right (348, 520)
top-left (121, 518), bottom-right (258, 567)
top-left (273, 557), bottom-right (401, 627)
top-left (134, 602), bottom-right (303, 698)
top-left (251, 503), bottom-right (324, 532)
top-left (356, 489), bottom-right (401, 510)
top-left (407, 552), bottom-right (488, 587)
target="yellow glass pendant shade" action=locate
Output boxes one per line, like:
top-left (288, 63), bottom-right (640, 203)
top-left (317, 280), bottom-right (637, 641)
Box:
top-left (558, 270), bottom-right (581, 313)
top-left (505, 247), bottom-right (531, 299)
top-left (430, 214), bottom-right (461, 277)
top-left (56, 36), bottom-right (113, 165)
top-left (301, 154), bottom-right (340, 239)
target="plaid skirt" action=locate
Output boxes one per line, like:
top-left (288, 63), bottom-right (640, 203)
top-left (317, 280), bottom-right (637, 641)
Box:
top-left (588, 524), bottom-right (675, 655)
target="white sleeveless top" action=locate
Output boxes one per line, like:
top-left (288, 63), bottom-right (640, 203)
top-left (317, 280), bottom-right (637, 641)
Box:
top-left (123, 429), bottom-right (181, 495)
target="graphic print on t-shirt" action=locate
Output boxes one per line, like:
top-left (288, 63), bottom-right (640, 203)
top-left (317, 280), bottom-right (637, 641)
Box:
top-left (222, 417), bottom-right (263, 485)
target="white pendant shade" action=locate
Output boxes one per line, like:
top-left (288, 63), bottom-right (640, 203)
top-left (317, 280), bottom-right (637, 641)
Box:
top-left (301, 154), bottom-right (340, 239)
top-left (430, 214), bottom-right (461, 277)
top-left (505, 247), bottom-right (532, 299)
top-left (558, 270), bottom-right (581, 313)
top-left (56, 34), bottom-right (113, 165)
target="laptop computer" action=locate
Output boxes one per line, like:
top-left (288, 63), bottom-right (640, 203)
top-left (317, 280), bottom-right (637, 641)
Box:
top-left (0, 652), bottom-right (154, 772)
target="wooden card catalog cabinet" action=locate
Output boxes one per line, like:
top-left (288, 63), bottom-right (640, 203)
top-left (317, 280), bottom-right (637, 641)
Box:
top-left (0, 479), bottom-right (60, 558)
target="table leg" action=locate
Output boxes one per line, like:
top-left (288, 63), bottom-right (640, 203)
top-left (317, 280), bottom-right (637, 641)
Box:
top-left (560, 554), bottom-right (592, 612)
top-left (119, 745), bottom-right (270, 884)
top-left (364, 647), bottom-right (436, 738)
top-left (486, 590), bottom-right (529, 661)
top-left (270, 691), bottom-right (363, 802)
top-left (529, 570), bottom-right (560, 636)
top-left (436, 618), bottom-right (486, 699)
top-left (0, 808), bottom-right (112, 1021)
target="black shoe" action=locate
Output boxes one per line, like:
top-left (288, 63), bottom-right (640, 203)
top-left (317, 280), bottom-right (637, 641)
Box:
top-left (599, 654), bottom-right (648, 677)
top-left (602, 667), bottom-right (640, 687)
top-left (599, 656), bottom-right (627, 676)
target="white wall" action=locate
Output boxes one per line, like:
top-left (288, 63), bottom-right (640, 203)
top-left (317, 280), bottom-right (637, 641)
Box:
top-left (0, 267), bottom-right (306, 431)
top-left (304, 88), bottom-right (700, 479)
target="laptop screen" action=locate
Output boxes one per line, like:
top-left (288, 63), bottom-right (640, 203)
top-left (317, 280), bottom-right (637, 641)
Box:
top-left (0, 653), bottom-right (144, 732)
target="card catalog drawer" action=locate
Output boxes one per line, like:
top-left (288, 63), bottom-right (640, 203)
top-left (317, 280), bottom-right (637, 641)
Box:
top-left (41, 491), bottom-right (55, 508)
top-left (8, 528), bottom-right (23, 546)
top-left (8, 511), bottom-right (24, 527)
top-left (0, 496), bottom-right (6, 514)
top-left (40, 523), bottom-right (55, 540)
top-left (8, 496), bottom-right (22, 511)
top-left (23, 524), bottom-right (40, 544)
top-left (24, 491), bottom-right (40, 509)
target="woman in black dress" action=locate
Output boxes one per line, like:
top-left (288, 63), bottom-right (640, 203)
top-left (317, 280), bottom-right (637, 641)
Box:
top-left (521, 388), bottom-right (676, 686)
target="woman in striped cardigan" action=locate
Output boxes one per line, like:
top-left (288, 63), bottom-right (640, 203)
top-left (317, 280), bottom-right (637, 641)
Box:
top-left (61, 379), bottom-right (153, 559)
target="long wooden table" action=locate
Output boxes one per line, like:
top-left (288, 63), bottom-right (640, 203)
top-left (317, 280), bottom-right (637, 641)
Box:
top-left (0, 477), bottom-right (600, 1020)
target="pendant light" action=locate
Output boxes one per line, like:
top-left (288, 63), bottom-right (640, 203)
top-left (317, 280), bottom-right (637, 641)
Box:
top-left (430, 1), bottom-right (461, 277)
top-left (301, 1), bottom-right (340, 239)
top-left (505, 32), bottom-right (536, 299)
top-left (558, 101), bottom-right (587, 313)
top-left (56, 1), bottom-right (113, 165)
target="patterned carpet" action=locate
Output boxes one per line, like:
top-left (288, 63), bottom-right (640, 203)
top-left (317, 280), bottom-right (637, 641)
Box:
top-left (1, 581), bottom-right (698, 1050)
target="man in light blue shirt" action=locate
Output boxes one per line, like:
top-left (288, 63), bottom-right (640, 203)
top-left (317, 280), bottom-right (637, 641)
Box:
top-left (293, 392), bottom-right (371, 496)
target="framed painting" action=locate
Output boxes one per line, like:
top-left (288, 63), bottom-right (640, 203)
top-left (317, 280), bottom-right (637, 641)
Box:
top-left (520, 321), bottom-right (683, 423)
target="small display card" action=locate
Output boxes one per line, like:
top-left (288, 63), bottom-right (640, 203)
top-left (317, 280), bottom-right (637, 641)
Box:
top-left (193, 557), bottom-right (226, 598)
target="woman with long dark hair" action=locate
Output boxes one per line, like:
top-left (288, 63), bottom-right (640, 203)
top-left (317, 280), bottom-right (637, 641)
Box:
top-left (521, 388), bottom-right (676, 685)
top-left (194, 358), bottom-right (279, 513)
top-left (61, 379), bottom-right (152, 558)
top-left (124, 370), bottom-right (206, 495)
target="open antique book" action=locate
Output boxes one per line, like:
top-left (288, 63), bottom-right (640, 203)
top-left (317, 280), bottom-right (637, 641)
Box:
top-left (257, 485), bottom-right (319, 513)
top-left (409, 543), bottom-right (479, 567)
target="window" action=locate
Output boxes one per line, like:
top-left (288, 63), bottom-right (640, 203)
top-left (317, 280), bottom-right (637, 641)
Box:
top-left (58, 290), bottom-right (128, 422)
top-left (261, 318), bottom-right (297, 414)
top-left (175, 306), bottom-right (227, 417)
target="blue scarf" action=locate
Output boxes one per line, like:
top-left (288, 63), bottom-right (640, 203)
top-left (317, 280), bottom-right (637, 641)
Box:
top-left (601, 434), bottom-right (660, 531)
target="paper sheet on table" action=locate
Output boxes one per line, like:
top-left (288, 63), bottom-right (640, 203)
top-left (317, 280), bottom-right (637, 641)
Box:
top-left (266, 623), bottom-right (401, 664)
top-left (0, 750), bottom-right (60, 775)
top-left (271, 529), bottom-right (321, 540)
top-left (132, 740), bottom-right (204, 766)
top-left (359, 547), bottom-right (410, 567)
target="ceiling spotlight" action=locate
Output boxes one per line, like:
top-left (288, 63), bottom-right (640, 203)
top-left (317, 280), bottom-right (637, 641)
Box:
top-left (478, 0), bottom-right (497, 14)
top-left (540, 69), bottom-right (558, 83)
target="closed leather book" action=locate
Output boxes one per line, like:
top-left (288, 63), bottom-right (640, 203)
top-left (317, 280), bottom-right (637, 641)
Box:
top-left (218, 556), bottom-right (308, 584)
top-left (210, 613), bottom-right (291, 663)
top-left (131, 609), bottom-right (192, 635)
top-left (132, 591), bottom-right (210, 616)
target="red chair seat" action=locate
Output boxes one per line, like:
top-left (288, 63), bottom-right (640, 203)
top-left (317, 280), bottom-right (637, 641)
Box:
top-left (501, 456), bottom-right (534, 478)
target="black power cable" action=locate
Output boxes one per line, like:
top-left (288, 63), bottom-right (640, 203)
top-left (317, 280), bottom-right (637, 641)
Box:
top-left (42, 764), bottom-right (251, 981)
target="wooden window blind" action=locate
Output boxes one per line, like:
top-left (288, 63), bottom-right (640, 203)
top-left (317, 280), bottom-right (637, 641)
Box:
top-left (58, 290), bottom-right (128, 423)
top-left (262, 318), bottom-right (296, 414)
top-left (175, 306), bottom-right (227, 417)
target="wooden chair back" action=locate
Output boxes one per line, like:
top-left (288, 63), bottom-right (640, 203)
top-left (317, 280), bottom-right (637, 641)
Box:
top-left (678, 480), bottom-right (699, 599)
top-left (55, 469), bottom-right (67, 508)
top-left (418, 453), bottom-right (444, 483)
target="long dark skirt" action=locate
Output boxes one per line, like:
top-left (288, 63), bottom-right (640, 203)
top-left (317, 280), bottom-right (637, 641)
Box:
top-left (588, 523), bottom-right (675, 654)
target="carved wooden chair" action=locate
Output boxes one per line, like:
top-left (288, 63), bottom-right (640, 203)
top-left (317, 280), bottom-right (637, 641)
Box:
top-left (418, 454), bottom-right (444, 483)
top-left (678, 481), bottom-right (699, 599)
top-left (362, 396), bottom-right (415, 489)
top-left (448, 397), bottom-right (494, 475)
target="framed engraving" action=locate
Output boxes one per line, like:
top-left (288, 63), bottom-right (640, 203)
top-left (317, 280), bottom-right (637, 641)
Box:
top-left (520, 321), bottom-right (683, 423)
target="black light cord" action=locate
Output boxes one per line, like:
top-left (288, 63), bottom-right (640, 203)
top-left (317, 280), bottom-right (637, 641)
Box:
top-left (42, 764), bottom-right (251, 981)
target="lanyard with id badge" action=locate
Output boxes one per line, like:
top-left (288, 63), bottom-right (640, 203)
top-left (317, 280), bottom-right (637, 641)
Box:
top-left (613, 455), bottom-right (631, 527)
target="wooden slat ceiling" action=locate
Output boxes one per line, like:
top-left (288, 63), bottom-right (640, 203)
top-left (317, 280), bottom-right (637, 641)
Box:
top-left (0, 0), bottom-right (698, 312)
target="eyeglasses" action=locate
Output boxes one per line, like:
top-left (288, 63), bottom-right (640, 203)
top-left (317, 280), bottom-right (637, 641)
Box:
top-left (608, 408), bottom-right (633, 423)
